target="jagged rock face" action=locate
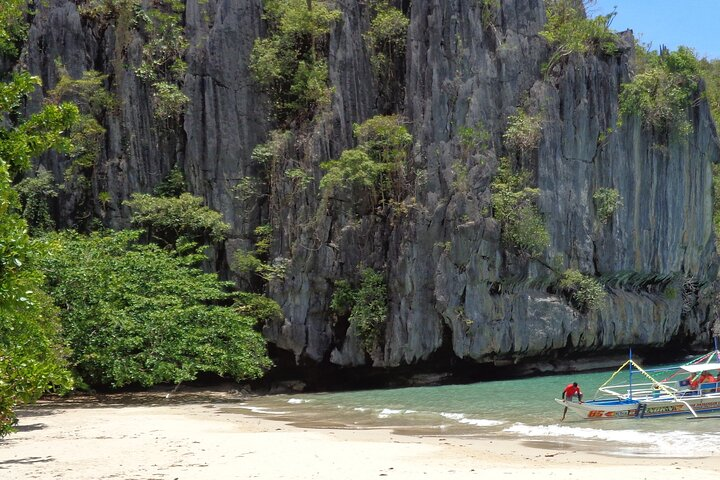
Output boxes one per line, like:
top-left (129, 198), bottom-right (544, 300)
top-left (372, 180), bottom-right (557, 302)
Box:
top-left (16, 0), bottom-right (720, 370)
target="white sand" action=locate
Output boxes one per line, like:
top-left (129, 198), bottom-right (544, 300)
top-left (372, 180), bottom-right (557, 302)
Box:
top-left (2, 396), bottom-right (719, 479)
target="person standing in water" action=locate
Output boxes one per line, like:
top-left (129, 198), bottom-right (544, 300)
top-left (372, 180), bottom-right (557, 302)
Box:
top-left (560, 382), bottom-right (583, 421)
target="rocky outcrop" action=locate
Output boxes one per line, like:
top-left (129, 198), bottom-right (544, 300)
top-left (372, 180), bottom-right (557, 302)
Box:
top-left (15, 0), bottom-right (720, 373)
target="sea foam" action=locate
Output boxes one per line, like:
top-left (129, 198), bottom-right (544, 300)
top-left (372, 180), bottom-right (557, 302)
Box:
top-left (504, 423), bottom-right (720, 456)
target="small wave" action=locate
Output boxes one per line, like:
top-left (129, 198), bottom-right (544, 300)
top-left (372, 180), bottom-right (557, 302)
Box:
top-left (440, 412), bottom-right (504, 427)
top-left (377, 408), bottom-right (418, 418)
top-left (504, 423), bottom-right (720, 456)
top-left (237, 406), bottom-right (289, 415)
top-left (287, 398), bottom-right (308, 404)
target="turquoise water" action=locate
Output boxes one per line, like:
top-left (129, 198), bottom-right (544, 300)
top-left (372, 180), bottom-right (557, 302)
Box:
top-left (234, 366), bottom-right (720, 458)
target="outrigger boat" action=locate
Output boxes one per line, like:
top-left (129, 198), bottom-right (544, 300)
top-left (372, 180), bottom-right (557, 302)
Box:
top-left (556, 343), bottom-right (720, 419)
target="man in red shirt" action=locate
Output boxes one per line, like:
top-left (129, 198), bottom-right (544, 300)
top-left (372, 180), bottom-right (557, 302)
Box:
top-left (561, 382), bottom-right (583, 421)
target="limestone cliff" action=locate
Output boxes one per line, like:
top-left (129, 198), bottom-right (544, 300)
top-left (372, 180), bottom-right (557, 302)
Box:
top-left (14, 0), bottom-right (720, 373)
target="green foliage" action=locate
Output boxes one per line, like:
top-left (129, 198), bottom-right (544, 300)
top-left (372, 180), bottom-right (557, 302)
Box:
top-left (124, 192), bottom-right (230, 246)
top-left (558, 269), bottom-right (607, 312)
top-left (15, 167), bottom-right (59, 235)
top-left (0, 65), bottom-right (76, 436)
top-left (330, 279), bottom-right (355, 317)
top-left (41, 230), bottom-right (273, 388)
top-left (458, 121), bottom-right (491, 159)
top-left (250, 0), bottom-right (341, 123)
top-left (592, 188), bottom-right (622, 224)
top-left (540, 0), bottom-right (619, 72)
top-left (153, 167), bottom-right (186, 197)
top-left (502, 110), bottom-right (543, 155)
top-left (451, 161), bottom-right (470, 194)
top-left (47, 64), bottom-right (113, 176)
top-left (131, 1), bottom-right (189, 121)
top-left (365, 1), bottom-right (408, 99)
top-left (699, 58), bottom-right (720, 126)
top-left (285, 167), bottom-right (312, 191)
top-left (477, 0), bottom-right (500, 30)
top-left (230, 225), bottom-right (288, 282)
top-left (0, 74), bottom-right (79, 175)
top-left (0, 0), bottom-right (29, 57)
top-left (619, 46), bottom-right (700, 136)
top-left (150, 81), bottom-right (189, 120)
top-left (331, 268), bottom-right (388, 351)
top-left (320, 115), bottom-right (412, 206)
top-left (490, 157), bottom-right (550, 255)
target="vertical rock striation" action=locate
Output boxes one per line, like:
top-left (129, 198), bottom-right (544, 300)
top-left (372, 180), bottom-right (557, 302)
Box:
top-left (16, 0), bottom-right (720, 372)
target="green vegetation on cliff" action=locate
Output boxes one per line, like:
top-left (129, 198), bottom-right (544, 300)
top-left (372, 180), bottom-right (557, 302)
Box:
top-left (321, 115), bottom-right (412, 207)
top-left (490, 157), bottom-right (549, 256)
top-left (620, 46), bottom-right (700, 136)
top-left (331, 268), bottom-right (389, 351)
top-left (251, 0), bottom-right (342, 123)
top-left (540, 0), bottom-right (620, 72)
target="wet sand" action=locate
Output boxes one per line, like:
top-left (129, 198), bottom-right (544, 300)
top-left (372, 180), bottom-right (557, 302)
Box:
top-left (1, 394), bottom-right (719, 479)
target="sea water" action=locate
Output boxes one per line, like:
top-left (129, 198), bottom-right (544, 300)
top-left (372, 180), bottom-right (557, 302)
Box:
top-left (234, 367), bottom-right (720, 458)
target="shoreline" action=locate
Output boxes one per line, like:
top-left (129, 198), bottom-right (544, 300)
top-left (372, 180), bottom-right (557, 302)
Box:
top-left (2, 394), bottom-right (720, 479)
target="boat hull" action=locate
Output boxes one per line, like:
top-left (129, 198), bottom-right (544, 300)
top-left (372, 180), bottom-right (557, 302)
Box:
top-left (557, 394), bottom-right (720, 419)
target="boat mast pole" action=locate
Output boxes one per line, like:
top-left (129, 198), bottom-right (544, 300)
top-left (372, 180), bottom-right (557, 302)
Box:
top-left (628, 348), bottom-right (633, 400)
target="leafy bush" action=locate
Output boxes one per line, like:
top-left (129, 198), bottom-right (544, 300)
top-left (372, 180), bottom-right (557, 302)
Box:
top-left (153, 167), bottom-right (186, 197)
top-left (15, 167), bottom-right (59, 235)
top-left (540, 0), bottom-right (620, 72)
top-left (619, 46), bottom-right (700, 136)
top-left (250, 0), bottom-right (341, 123)
top-left (365, 1), bottom-right (409, 99)
top-left (230, 225), bottom-right (288, 282)
top-left (41, 230), bottom-right (274, 388)
top-left (490, 157), bottom-right (550, 255)
top-left (331, 268), bottom-right (388, 351)
top-left (151, 81), bottom-right (189, 120)
top-left (559, 269), bottom-right (607, 312)
top-left (124, 192), bottom-right (230, 246)
top-left (0, 0), bottom-right (29, 57)
top-left (503, 110), bottom-right (543, 155)
top-left (593, 188), bottom-right (622, 224)
top-left (320, 115), bottom-right (412, 206)
top-left (0, 69), bottom-right (77, 437)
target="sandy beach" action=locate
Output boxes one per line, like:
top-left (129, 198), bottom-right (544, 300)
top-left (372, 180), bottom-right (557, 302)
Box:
top-left (2, 394), bottom-right (719, 480)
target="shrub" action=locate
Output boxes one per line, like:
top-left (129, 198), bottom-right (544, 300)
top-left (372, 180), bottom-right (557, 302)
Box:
top-left (365, 1), bottom-right (409, 98)
top-left (15, 167), bottom-right (58, 235)
top-left (250, 0), bottom-right (341, 123)
top-left (331, 268), bottom-right (388, 351)
top-left (490, 157), bottom-right (550, 255)
top-left (41, 230), bottom-right (274, 388)
top-left (151, 81), bottom-right (189, 120)
top-left (619, 46), bottom-right (700, 136)
top-left (0, 0), bottom-right (29, 57)
top-left (124, 192), bottom-right (230, 246)
top-left (559, 269), bottom-right (607, 312)
top-left (593, 188), bottom-right (622, 223)
top-left (0, 69), bottom-right (77, 436)
top-left (320, 115), bottom-right (412, 206)
top-left (153, 167), bottom-right (186, 197)
top-left (503, 110), bottom-right (543, 155)
top-left (540, 0), bottom-right (620, 72)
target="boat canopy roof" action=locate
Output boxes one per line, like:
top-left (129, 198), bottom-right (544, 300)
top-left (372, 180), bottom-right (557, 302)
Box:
top-left (680, 363), bottom-right (720, 373)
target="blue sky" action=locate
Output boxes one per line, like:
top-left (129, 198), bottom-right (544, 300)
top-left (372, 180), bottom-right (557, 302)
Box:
top-left (590, 0), bottom-right (720, 59)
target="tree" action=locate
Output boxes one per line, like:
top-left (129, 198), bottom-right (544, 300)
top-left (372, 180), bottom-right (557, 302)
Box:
top-left (124, 192), bottom-right (230, 247)
top-left (41, 230), bottom-right (276, 388)
top-left (0, 68), bottom-right (78, 435)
